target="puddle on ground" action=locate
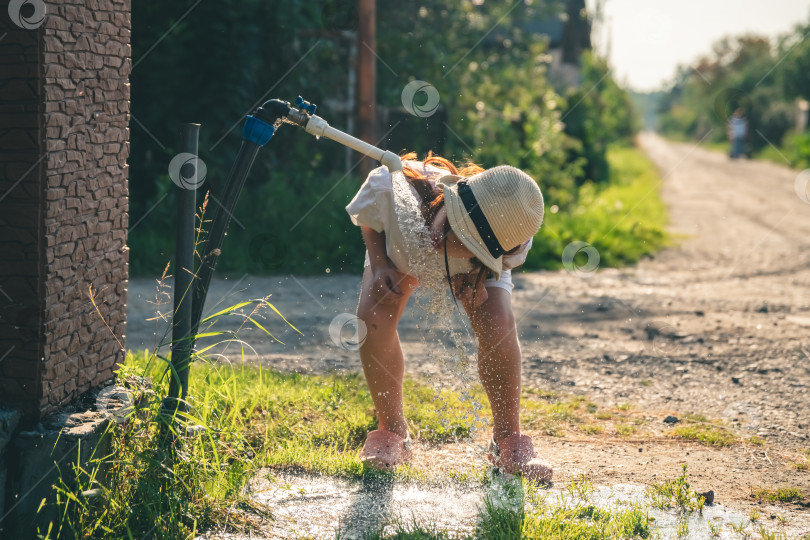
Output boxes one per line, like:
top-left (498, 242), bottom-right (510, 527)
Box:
top-left (248, 471), bottom-right (488, 539)
top-left (194, 171), bottom-right (809, 539)
top-left (590, 484), bottom-right (749, 540)
top-left (196, 470), bottom-right (808, 539)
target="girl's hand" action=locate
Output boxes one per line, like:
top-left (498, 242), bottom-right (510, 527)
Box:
top-left (371, 265), bottom-right (412, 305)
top-left (451, 271), bottom-right (489, 312)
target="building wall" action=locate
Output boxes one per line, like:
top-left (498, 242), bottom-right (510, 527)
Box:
top-left (0, 0), bottom-right (130, 420)
top-left (0, 4), bottom-right (44, 415)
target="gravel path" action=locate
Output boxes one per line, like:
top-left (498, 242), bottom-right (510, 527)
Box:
top-left (127, 132), bottom-right (810, 448)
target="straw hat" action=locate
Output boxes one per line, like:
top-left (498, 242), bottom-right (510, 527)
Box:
top-left (438, 165), bottom-right (544, 279)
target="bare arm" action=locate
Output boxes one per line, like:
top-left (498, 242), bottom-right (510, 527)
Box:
top-left (361, 225), bottom-right (408, 303)
top-left (361, 226), bottom-right (392, 271)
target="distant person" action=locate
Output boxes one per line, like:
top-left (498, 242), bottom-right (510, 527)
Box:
top-left (346, 152), bottom-right (552, 483)
top-left (727, 108), bottom-right (747, 159)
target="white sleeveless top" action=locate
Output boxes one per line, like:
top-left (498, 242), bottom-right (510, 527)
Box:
top-left (346, 160), bottom-right (531, 278)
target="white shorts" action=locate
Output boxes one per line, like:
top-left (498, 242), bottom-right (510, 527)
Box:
top-left (484, 269), bottom-right (514, 293)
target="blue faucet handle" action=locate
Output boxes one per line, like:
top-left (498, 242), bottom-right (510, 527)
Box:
top-left (295, 95), bottom-right (317, 115)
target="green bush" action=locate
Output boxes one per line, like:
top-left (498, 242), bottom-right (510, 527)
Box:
top-left (129, 1), bottom-right (643, 277)
top-left (657, 26), bottom-right (810, 156)
top-left (525, 145), bottom-right (669, 271)
top-left (129, 167), bottom-right (367, 277)
top-left (781, 132), bottom-right (810, 169)
top-left (562, 53), bottom-right (639, 186)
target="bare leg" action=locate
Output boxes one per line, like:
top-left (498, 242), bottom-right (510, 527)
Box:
top-left (459, 285), bottom-right (552, 482)
top-left (356, 266), bottom-right (416, 440)
top-left (466, 286), bottom-right (522, 443)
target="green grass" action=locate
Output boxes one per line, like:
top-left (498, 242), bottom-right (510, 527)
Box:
top-left (615, 423), bottom-right (638, 437)
top-left (703, 140), bottom-right (730, 154)
top-left (669, 414), bottom-right (738, 447)
top-left (45, 344), bottom-right (759, 540)
top-left (47, 346), bottom-right (658, 538)
top-left (749, 436), bottom-right (767, 446)
top-left (525, 144), bottom-right (670, 271)
top-left (42, 306), bottom-right (743, 540)
top-left (520, 394), bottom-right (587, 435)
top-left (518, 394), bottom-right (647, 438)
top-left (750, 487), bottom-right (806, 504)
top-left (683, 412), bottom-right (708, 423)
top-left (755, 145), bottom-right (793, 167)
top-left (706, 518), bottom-right (721, 537)
top-left (358, 478), bottom-right (653, 540)
top-left (580, 424), bottom-right (604, 435)
top-left (671, 425), bottom-right (737, 447)
top-left (647, 465), bottom-right (706, 515)
top-left (43, 348), bottom-right (499, 538)
top-left (758, 524), bottom-right (790, 540)
top-left (376, 477), bottom-right (653, 540)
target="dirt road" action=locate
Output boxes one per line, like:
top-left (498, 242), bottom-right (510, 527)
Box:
top-left (129, 134), bottom-right (810, 535)
top-left (128, 132), bottom-right (810, 449)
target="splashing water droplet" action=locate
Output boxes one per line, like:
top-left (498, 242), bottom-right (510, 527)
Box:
top-left (389, 170), bottom-right (487, 438)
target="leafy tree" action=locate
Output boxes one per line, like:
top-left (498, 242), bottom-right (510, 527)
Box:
top-left (657, 21), bottom-right (810, 160)
top-left (129, 0), bottom-right (637, 275)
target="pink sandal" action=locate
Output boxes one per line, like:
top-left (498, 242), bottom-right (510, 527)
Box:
top-left (489, 434), bottom-right (553, 483)
top-left (359, 429), bottom-right (413, 469)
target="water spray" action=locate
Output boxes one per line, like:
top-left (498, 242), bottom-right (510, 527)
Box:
top-left (167, 96), bottom-right (483, 439)
top-left (190, 97), bottom-right (400, 339)
top-left (161, 97), bottom-right (398, 414)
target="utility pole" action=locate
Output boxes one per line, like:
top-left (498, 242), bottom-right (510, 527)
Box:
top-left (356, 0), bottom-right (376, 179)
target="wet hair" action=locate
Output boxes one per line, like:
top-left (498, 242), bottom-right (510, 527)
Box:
top-left (399, 151), bottom-right (518, 302)
top-left (400, 151), bottom-right (522, 256)
top-left (400, 151), bottom-right (484, 230)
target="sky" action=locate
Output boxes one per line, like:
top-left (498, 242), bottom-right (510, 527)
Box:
top-left (585, 0), bottom-right (810, 92)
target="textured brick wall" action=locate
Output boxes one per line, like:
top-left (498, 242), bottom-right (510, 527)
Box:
top-left (0, 5), bottom-right (43, 413)
top-left (0, 0), bottom-right (130, 420)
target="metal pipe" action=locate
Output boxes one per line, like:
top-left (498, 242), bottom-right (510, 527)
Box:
top-left (304, 114), bottom-right (401, 172)
top-left (345, 30), bottom-right (357, 173)
top-left (357, 0), bottom-right (377, 178)
top-left (190, 105), bottom-right (282, 341)
top-left (190, 140), bottom-right (262, 340)
top-left (166, 123), bottom-right (199, 413)
top-left (188, 98), bottom-right (401, 353)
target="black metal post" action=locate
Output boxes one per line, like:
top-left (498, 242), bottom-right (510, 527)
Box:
top-left (167, 123), bottom-right (200, 413)
top-left (190, 140), bottom-right (261, 340)
top-left (188, 99), bottom-right (291, 348)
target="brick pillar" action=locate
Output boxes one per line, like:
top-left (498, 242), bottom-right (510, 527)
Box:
top-left (0, 0), bottom-right (130, 421)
